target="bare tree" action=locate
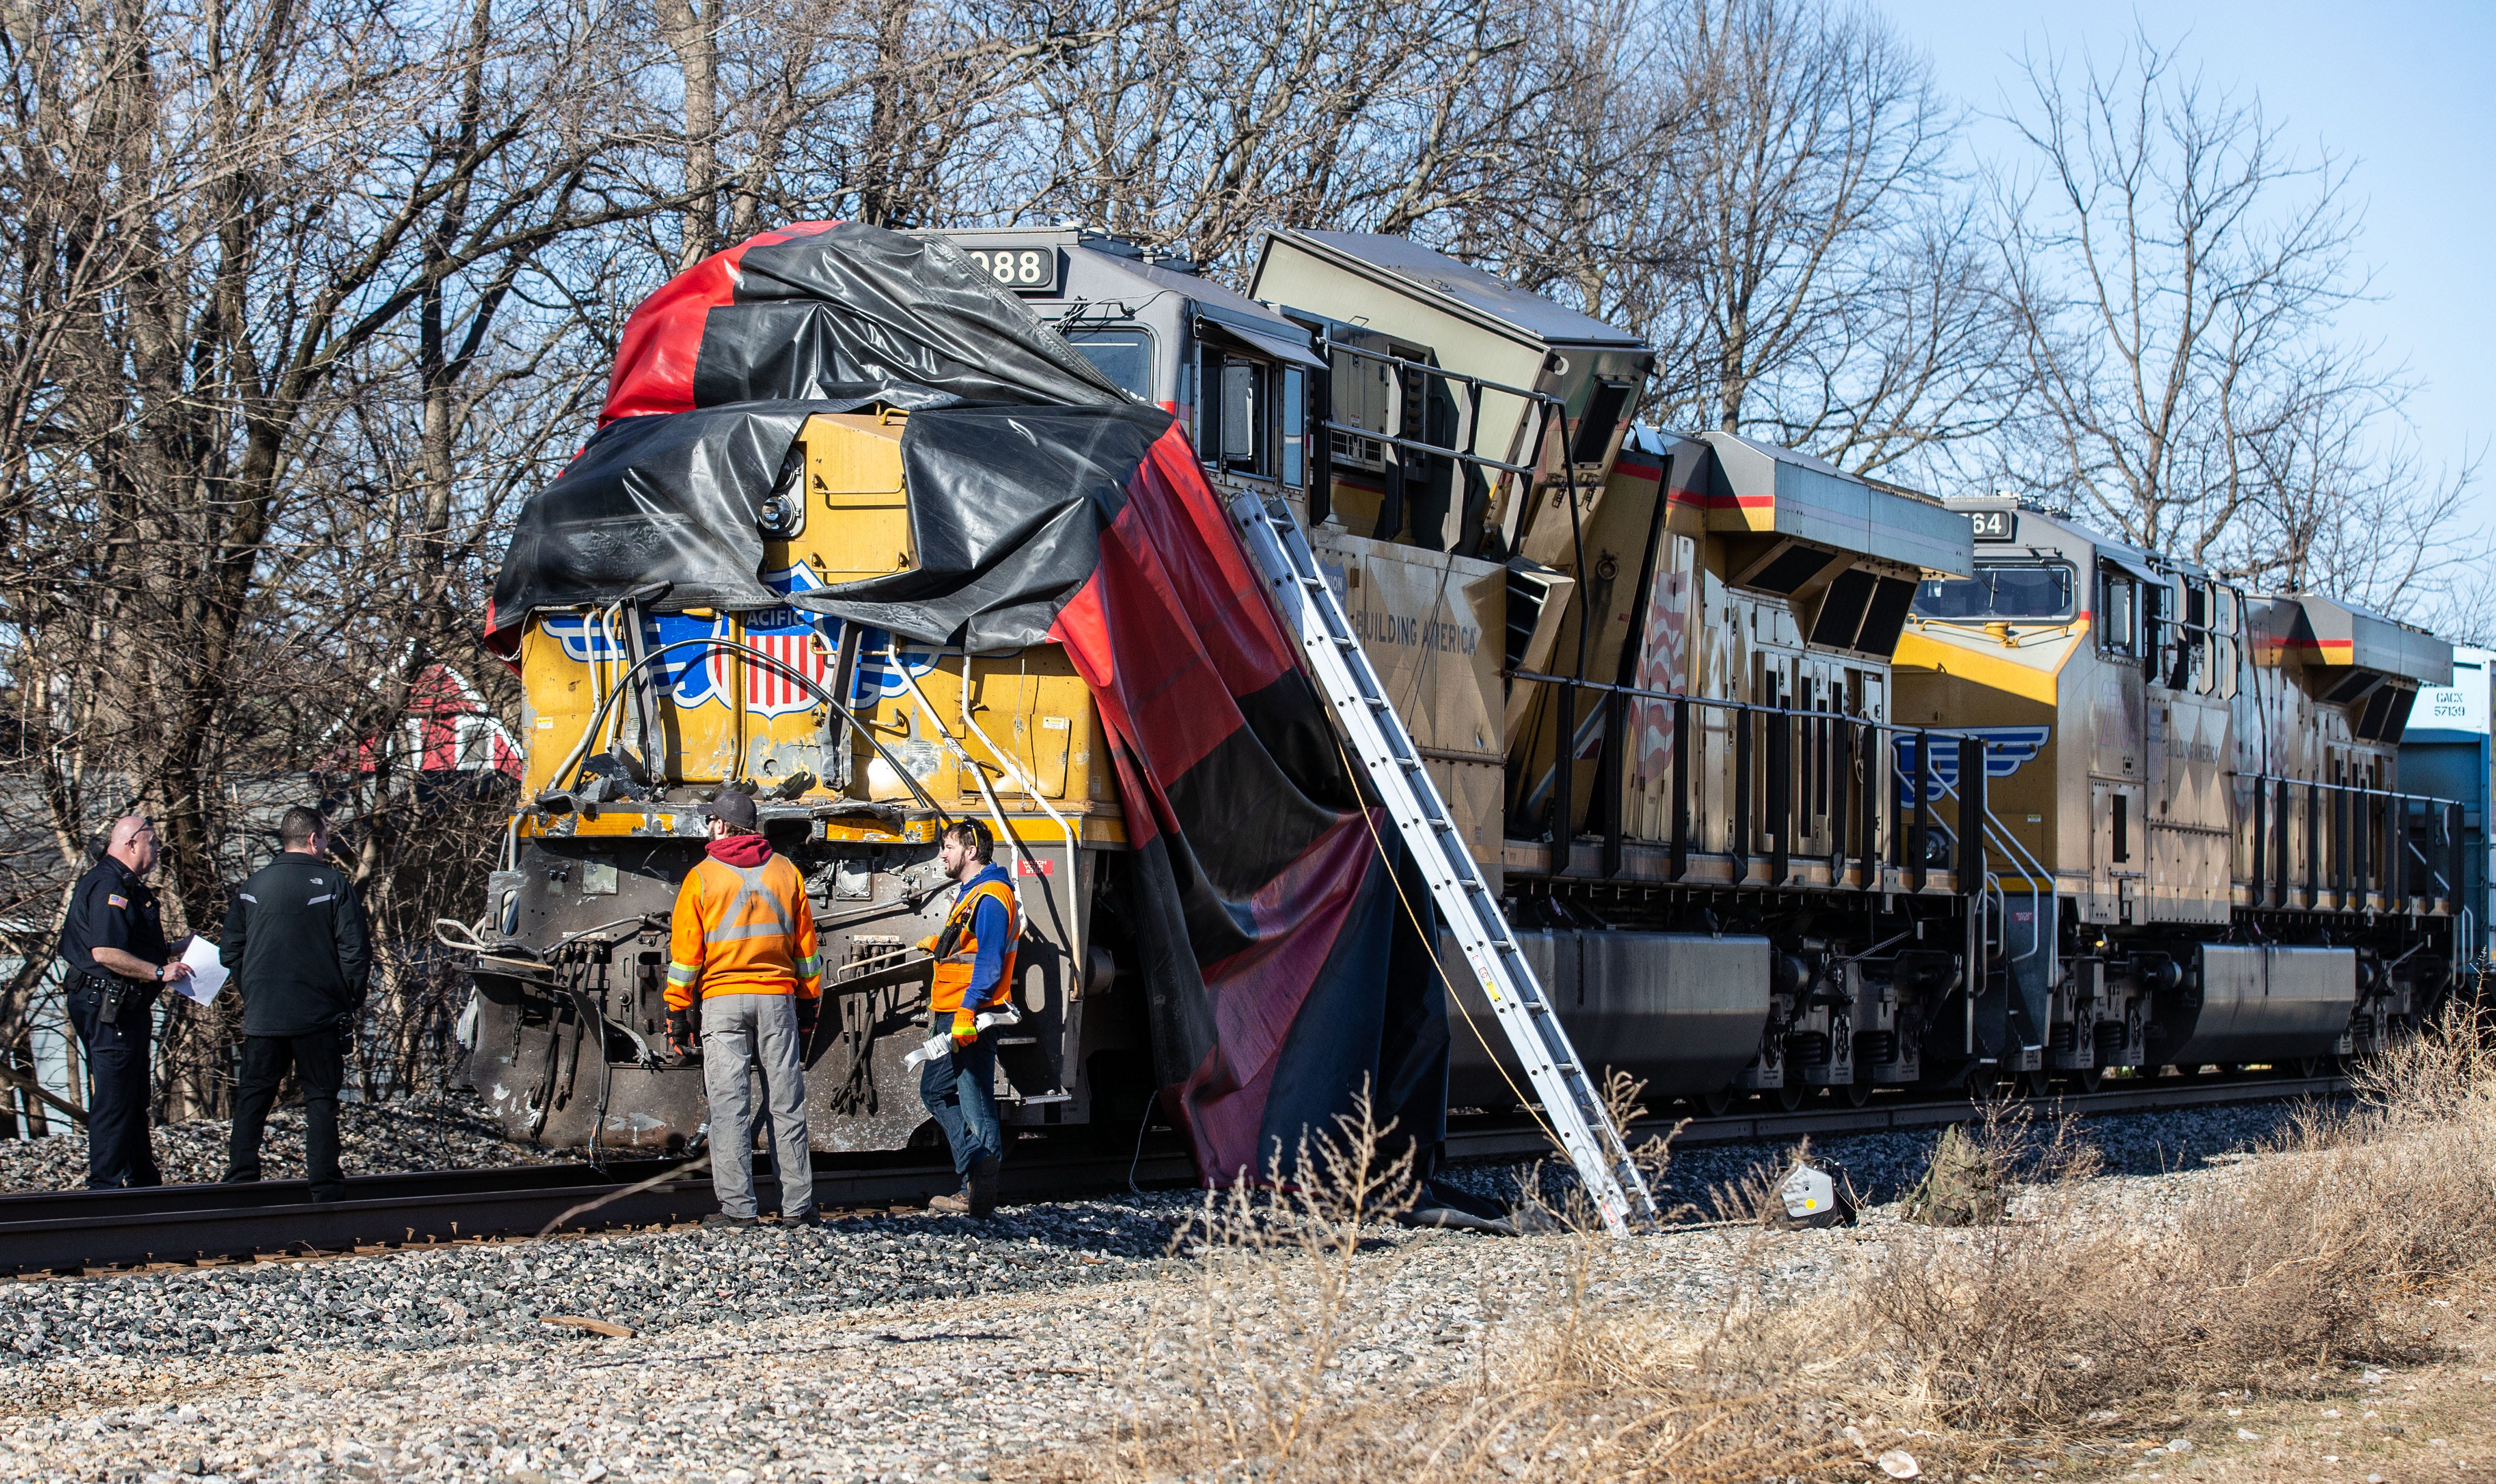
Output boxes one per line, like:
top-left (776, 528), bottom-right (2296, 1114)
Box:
top-left (0, 0), bottom-right (668, 1115)
top-left (1025, 0), bottom-right (1571, 269)
top-left (1990, 32), bottom-right (2405, 563)
top-left (1649, 0), bottom-right (2017, 474)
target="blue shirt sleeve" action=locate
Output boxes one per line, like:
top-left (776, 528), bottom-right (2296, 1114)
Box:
top-left (967, 893), bottom-right (1011, 1006)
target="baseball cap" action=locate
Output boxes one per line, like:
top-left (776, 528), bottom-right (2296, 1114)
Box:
top-left (699, 790), bottom-right (759, 829)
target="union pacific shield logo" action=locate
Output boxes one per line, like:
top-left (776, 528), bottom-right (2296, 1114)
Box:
top-left (1895, 725), bottom-right (2051, 805)
top-left (542, 563), bottom-right (839, 716)
top-left (711, 626), bottom-right (831, 717)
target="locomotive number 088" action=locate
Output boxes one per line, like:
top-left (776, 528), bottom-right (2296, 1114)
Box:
top-left (964, 247), bottom-right (1059, 293)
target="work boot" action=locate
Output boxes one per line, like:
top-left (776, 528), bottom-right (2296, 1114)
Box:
top-left (966, 1155), bottom-right (1000, 1219)
top-left (927, 1188), bottom-right (973, 1215)
top-left (702, 1212), bottom-right (758, 1230)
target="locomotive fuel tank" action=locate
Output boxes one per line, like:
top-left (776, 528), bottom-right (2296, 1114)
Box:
top-left (2149, 945), bottom-right (2358, 1069)
top-left (1443, 931), bottom-right (1773, 1107)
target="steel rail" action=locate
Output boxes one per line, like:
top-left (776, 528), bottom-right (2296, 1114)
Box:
top-left (0, 1072), bottom-right (2350, 1275)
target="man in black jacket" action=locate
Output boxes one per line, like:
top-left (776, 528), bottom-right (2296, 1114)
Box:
top-left (220, 806), bottom-right (371, 1200)
top-left (57, 815), bottom-right (193, 1188)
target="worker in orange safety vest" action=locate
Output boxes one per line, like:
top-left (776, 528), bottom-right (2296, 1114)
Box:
top-left (915, 818), bottom-right (1018, 1217)
top-left (665, 788), bottom-right (822, 1227)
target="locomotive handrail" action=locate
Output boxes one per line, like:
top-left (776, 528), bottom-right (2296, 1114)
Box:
top-left (1506, 663), bottom-right (2043, 891)
top-left (1923, 763), bottom-right (2049, 965)
top-left (1502, 665), bottom-right (2465, 923)
top-left (2239, 771), bottom-right (2463, 912)
top-left (1502, 666), bottom-right (2010, 742)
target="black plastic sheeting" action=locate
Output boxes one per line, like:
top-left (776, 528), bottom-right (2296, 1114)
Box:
top-left (601, 220), bottom-right (1126, 423)
top-left (495, 394), bottom-right (883, 623)
top-left (793, 404), bottom-right (1172, 652)
top-left (494, 220), bottom-right (1137, 638)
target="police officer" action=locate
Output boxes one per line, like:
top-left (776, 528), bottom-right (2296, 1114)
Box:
top-left (916, 819), bottom-right (1017, 1218)
top-left (58, 815), bottom-right (191, 1188)
top-left (219, 806), bottom-right (371, 1200)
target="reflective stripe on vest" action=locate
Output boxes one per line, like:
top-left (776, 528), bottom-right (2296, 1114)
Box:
top-left (703, 860), bottom-right (796, 946)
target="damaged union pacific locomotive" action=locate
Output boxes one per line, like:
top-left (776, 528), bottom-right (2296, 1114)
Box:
top-left (459, 219), bottom-right (2472, 1178)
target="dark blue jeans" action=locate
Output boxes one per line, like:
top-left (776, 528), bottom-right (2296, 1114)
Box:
top-left (68, 981), bottom-right (159, 1189)
top-left (918, 1027), bottom-right (1000, 1177)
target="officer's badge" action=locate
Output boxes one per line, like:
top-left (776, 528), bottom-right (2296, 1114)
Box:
top-left (107, 893), bottom-right (127, 908)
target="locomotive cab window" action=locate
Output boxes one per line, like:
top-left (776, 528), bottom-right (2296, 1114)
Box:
top-left (1199, 348), bottom-right (1275, 480)
top-left (1910, 562), bottom-right (2075, 620)
top-left (2097, 566), bottom-right (2140, 658)
top-left (1065, 328), bottom-right (1155, 403)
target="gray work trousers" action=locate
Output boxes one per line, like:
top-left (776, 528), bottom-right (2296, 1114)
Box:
top-left (699, 993), bottom-right (815, 1219)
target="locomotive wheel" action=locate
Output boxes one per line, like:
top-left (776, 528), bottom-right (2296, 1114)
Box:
top-left (2020, 1069), bottom-right (2053, 1099)
top-left (2296, 1056), bottom-right (2325, 1078)
top-left (2070, 1067), bottom-right (2104, 1094)
top-left (1698, 1087), bottom-right (1735, 1117)
top-left (1840, 1081), bottom-right (1873, 1108)
top-left (1772, 1082), bottom-right (1807, 1112)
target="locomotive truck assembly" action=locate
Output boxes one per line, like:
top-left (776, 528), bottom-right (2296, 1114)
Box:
top-left (458, 221), bottom-right (2469, 1171)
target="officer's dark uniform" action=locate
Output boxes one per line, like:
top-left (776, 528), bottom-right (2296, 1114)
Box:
top-left (57, 856), bottom-right (170, 1188)
top-left (220, 853), bottom-right (370, 1199)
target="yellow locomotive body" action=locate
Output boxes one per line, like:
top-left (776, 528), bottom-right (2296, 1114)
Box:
top-left (470, 227), bottom-right (2474, 1169)
top-left (469, 412), bottom-right (1136, 1153)
top-left (1894, 497), bottom-right (2459, 1078)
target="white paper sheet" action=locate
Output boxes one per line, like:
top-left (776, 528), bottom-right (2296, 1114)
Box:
top-left (174, 936), bottom-right (227, 1006)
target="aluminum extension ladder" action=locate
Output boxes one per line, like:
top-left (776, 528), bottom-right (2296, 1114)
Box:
top-left (1227, 492), bottom-right (1661, 1236)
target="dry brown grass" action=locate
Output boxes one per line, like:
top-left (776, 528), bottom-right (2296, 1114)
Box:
top-left (1868, 1004), bottom-right (2496, 1449)
top-left (1015, 1007), bottom-right (2496, 1483)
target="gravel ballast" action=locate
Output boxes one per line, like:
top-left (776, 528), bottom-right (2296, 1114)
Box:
top-left (0, 1095), bottom-right (569, 1193)
top-left (0, 1093), bottom-right (2327, 1483)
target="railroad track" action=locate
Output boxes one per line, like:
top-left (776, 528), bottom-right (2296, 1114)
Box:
top-left (0, 1071), bottom-right (2349, 1277)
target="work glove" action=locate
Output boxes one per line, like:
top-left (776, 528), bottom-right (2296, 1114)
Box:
top-left (795, 996), bottom-right (819, 1038)
top-left (667, 1009), bottom-right (698, 1060)
top-left (334, 1012), bottom-right (356, 1042)
top-left (949, 1006), bottom-right (979, 1049)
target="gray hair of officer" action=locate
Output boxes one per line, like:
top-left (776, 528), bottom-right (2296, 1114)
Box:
top-left (278, 807), bottom-right (328, 849)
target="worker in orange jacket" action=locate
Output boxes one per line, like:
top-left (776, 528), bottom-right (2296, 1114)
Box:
top-left (666, 789), bottom-right (821, 1227)
top-left (916, 819), bottom-right (1017, 1217)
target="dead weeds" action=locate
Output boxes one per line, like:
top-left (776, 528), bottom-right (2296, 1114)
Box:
top-left (1014, 1008), bottom-right (2496, 1482)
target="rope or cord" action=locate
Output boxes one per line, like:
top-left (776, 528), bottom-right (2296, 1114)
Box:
top-left (1324, 726), bottom-right (1562, 1155)
top-left (1125, 1088), bottom-right (1158, 1199)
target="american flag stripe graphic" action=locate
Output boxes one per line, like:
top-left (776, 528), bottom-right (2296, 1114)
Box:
top-left (710, 630), bottom-right (832, 714)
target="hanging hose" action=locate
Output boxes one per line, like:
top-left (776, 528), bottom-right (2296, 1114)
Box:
top-left (535, 633), bottom-right (953, 821)
top-left (954, 652), bottom-right (1085, 991)
top-left (885, 643), bottom-right (1032, 922)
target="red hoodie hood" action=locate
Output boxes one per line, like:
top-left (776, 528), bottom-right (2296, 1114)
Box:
top-left (705, 834), bottom-right (773, 868)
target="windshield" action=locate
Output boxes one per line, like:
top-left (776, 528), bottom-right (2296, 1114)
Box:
top-left (1065, 328), bottom-right (1154, 401)
top-left (1912, 563), bottom-right (2076, 620)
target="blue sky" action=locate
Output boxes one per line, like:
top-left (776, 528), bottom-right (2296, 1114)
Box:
top-left (1879, 0), bottom-right (2494, 531)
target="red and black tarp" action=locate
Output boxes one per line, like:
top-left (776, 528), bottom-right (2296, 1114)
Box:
top-left (489, 222), bottom-right (1446, 1182)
